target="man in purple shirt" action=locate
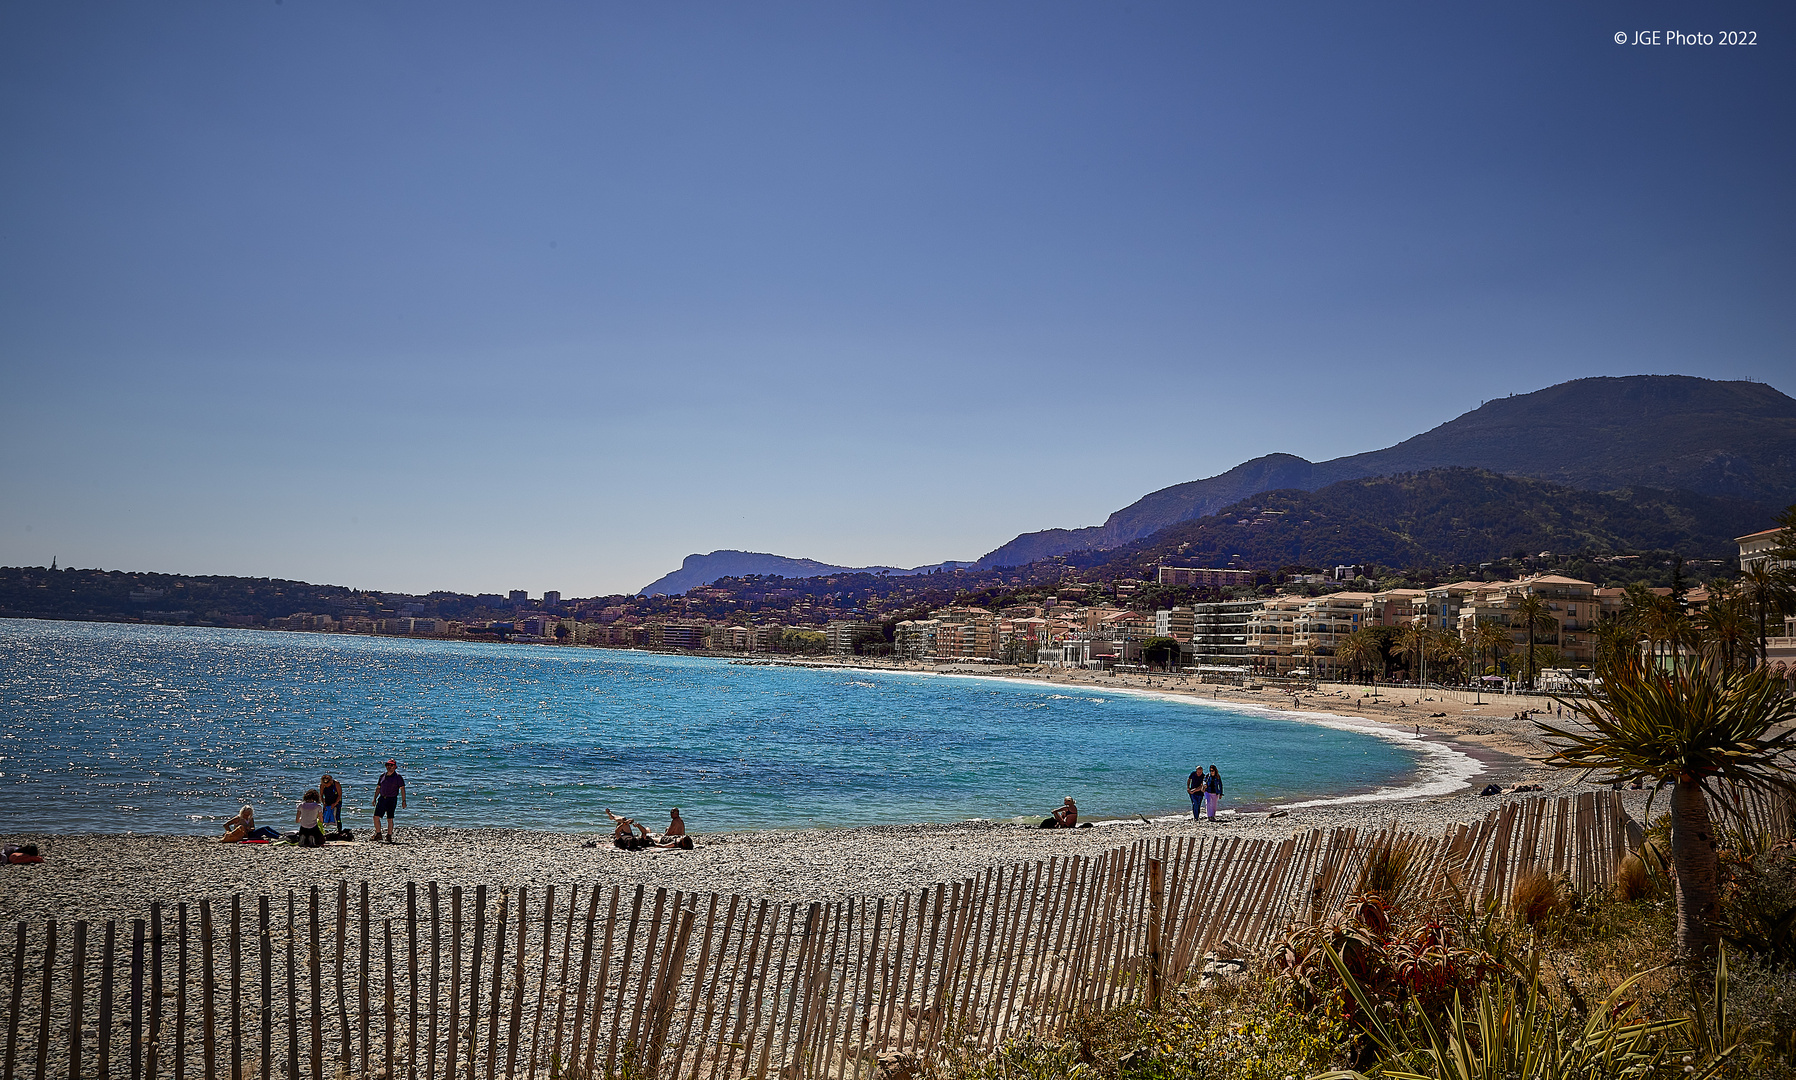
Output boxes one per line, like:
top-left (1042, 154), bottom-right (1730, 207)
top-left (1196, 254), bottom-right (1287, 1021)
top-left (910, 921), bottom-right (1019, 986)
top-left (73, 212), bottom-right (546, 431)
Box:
top-left (372, 759), bottom-right (407, 843)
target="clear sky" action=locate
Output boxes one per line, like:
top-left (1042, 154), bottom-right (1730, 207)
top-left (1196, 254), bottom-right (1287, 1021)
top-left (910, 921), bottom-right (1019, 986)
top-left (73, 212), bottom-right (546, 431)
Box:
top-left (2, 2), bottom-right (1792, 598)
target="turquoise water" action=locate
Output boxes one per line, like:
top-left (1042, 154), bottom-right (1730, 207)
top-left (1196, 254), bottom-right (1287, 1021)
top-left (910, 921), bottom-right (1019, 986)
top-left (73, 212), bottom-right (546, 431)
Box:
top-left (0, 619), bottom-right (1470, 835)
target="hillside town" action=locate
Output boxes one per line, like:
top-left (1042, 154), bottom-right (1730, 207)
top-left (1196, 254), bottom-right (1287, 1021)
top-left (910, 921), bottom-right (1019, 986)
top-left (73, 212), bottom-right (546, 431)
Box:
top-left (227, 526), bottom-right (1796, 688)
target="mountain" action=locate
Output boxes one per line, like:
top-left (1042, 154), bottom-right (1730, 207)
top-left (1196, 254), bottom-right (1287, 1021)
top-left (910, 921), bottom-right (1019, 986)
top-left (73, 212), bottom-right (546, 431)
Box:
top-left (1089, 467), bottom-right (1769, 576)
top-left (975, 375), bottom-right (1796, 568)
top-left (638, 550), bottom-right (974, 596)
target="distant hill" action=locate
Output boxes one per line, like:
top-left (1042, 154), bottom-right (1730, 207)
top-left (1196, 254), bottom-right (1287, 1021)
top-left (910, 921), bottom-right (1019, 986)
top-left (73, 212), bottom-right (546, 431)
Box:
top-left (975, 375), bottom-right (1796, 567)
top-left (637, 550), bottom-right (974, 596)
top-left (1089, 467), bottom-right (1769, 576)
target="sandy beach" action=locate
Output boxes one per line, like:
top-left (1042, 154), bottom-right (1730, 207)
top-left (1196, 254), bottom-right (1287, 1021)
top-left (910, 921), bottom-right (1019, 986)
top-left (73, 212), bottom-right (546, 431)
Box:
top-left (2, 662), bottom-right (1654, 926)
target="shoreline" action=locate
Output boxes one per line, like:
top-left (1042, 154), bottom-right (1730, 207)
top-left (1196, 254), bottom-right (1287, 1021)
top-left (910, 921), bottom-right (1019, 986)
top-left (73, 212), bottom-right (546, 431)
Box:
top-left (3, 654), bottom-right (1619, 925)
top-left (3, 776), bottom-right (1650, 926)
top-left (2, 670), bottom-right (1631, 923)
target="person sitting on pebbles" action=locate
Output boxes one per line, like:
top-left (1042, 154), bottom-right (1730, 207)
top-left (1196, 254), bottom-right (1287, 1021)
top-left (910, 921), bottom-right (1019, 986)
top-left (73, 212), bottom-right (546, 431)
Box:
top-left (652, 808), bottom-right (694, 849)
top-left (1040, 797), bottom-right (1078, 829)
top-left (221, 805), bottom-right (281, 843)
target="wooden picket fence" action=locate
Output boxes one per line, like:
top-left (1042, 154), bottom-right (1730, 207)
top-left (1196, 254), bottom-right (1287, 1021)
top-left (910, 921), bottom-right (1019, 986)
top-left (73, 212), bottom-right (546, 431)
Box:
top-left (1, 792), bottom-right (1644, 1080)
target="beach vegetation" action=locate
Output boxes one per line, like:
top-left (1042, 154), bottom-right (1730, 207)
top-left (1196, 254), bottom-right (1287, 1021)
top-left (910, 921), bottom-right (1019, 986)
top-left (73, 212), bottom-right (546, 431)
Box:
top-left (1511, 594), bottom-right (1555, 690)
top-left (1141, 636), bottom-right (1182, 671)
top-left (937, 888), bottom-right (1796, 1080)
top-left (1537, 655), bottom-right (1796, 960)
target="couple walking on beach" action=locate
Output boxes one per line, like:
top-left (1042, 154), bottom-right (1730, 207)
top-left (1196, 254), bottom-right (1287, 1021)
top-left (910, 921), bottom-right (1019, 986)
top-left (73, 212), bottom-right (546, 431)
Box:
top-left (1187, 765), bottom-right (1223, 821)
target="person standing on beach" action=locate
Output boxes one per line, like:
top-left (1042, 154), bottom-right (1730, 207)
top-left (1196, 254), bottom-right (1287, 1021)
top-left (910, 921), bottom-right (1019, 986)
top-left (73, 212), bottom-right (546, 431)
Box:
top-left (319, 774), bottom-right (343, 829)
top-left (1186, 766), bottom-right (1205, 821)
top-left (1203, 765), bottom-right (1223, 821)
top-left (372, 759), bottom-right (407, 843)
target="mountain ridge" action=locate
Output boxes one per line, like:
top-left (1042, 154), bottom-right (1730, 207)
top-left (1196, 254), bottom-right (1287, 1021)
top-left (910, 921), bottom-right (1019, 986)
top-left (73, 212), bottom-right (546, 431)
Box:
top-left (638, 550), bottom-right (974, 596)
top-left (635, 375), bottom-right (1796, 593)
top-left (975, 375), bottom-right (1796, 567)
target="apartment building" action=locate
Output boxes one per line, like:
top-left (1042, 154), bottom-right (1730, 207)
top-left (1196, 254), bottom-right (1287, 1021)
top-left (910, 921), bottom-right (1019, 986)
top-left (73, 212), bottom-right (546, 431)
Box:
top-left (1360, 588), bottom-right (1425, 627)
top-left (1417, 583), bottom-right (1481, 632)
top-left (825, 620), bottom-right (881, 657)
top-left (934, 607), bottom-right (998, 660)
top-left (1189, 600), bottom-right (1259, 669)
top-left (1097, 609), bottom-right (1152, 639)
top-left (1154, 606), bottom-right (1196, 644)
top-left (1155, 566), bottom-right (1255, 589)
top-left (712, 625), bottom-right (751, 651)
top-left (1737, 527), bottom-right (1791, 572)
top-left (1293, 592), bottom-right (1374, 671)
top-left (1737, 526), bottom-right (1796, 678)
top-left (659, 624), bottom-right (705, 650)
top-left (1456, 575), bottom-right (1601, 666)
top-left (892, 619), bottom-right (939, 661)
top-left (1247, 595), bottom-right (1306, 674)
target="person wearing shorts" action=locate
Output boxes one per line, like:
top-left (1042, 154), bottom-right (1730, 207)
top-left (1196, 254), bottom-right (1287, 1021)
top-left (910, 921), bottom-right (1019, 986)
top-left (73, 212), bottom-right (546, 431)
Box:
top-left (372, 760), bottom-right (406, 843)
top-left (319, 774), bottom-right (343, 827)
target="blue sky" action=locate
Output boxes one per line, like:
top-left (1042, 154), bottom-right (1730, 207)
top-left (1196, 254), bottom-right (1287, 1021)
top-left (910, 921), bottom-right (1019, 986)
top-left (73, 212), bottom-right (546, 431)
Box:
top-left (2, 2), bottom-right (1792, 597)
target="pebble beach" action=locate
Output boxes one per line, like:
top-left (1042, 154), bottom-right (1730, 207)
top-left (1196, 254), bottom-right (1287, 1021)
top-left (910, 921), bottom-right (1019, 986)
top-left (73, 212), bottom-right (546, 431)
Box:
top-left (3, 664), bottom-right (1654, 926)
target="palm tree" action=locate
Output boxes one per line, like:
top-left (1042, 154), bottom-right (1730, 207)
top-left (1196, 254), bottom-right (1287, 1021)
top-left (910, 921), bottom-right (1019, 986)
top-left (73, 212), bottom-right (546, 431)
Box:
top-left (1740, 561), bottom-right (1795, 669)
top-left (1511, 593), bottom-right (1554, 690)
top-left (1336, 628), bottom-right (1382, 684)
top-left (1392, 621), bottom-right (1431, 684)
top-left (1696, 579), bottom-right (1753, 674)
top-left (1537, 656), bottom-right (1796, 960)
top-left (1470, 620), bottom-right (1510, 680)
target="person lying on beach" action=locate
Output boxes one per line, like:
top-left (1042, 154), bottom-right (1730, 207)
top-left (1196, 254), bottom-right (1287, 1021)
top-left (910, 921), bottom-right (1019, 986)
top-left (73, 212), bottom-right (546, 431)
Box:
top-left (605, 809), bottom-right (649, 850)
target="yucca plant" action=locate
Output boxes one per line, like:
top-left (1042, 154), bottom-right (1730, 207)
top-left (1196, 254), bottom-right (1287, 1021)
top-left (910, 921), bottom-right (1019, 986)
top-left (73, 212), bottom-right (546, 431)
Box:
top-left (1536, 656), bottom-right (1796, 959)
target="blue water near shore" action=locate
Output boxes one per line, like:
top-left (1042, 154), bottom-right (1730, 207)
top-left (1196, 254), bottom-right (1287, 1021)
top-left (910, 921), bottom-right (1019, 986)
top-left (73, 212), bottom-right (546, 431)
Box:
top-left (0, 619), bottom-right (1477, 835)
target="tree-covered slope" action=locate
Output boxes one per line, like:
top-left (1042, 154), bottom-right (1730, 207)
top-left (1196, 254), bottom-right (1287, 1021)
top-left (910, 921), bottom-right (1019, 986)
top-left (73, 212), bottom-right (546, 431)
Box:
top-left (1094, 467), bottom-right (1770, 575)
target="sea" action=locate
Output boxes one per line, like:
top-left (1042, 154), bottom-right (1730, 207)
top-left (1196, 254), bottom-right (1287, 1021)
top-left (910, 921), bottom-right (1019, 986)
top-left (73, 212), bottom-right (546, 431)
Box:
top-left (0, 619), bottom-right (1480, 835)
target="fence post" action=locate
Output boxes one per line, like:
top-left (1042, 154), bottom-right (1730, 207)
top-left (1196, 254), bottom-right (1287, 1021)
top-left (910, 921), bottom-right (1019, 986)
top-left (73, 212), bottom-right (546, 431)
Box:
top-left (228, 901), bottom-right (240, 1080)
top-left (360, 883), bottom-right (372, 1076)
top-left (258, 898), bottom-right (270, 1080)
top-left (335, 884), bottom-right (349, 1069)
top-left (483, 892), bottom-right (507, 1080)
top-left (1146, 859), bottom-right (1164, 1011)
top-left (129, 921), bottom-right (144, 1080)
top-left (36, 919), bottom-right (57, 1080)
top-left (68, 921), bottom-right (88, 1080)
top-left (286, 894), bottom-right (298, 1080)
top-left (308, 890), bottom-right (322, 1080)
top-left (175, 904), bottom-right (187, 1080)
top-left (427, 883), bottom-right (440, 1080)
top-left (147, 905), bottom-right (161, 1080)
top-left (100, 921), bottom-right (117, 1080)
top-left (200, 902), bottom-right (216, 1080)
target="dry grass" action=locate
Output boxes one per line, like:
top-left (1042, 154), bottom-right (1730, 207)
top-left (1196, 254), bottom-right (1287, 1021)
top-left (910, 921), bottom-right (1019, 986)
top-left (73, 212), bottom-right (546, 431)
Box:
top-left (1614, 852), bottom-right (1652, 902)
top-left (1509, 868), bottom-right (1566, 927)
top-left (1353, 836), bottom-right (1422, 907)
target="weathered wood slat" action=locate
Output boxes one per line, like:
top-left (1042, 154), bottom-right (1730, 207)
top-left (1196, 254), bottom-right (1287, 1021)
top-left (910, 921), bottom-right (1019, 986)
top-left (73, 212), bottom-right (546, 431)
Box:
top-left (307, 890), bottom-right (322, 1080)
top-left (257, 900), bottom-right (269, 1080)
top-left (224, 903), bottom-right (237, 1080)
